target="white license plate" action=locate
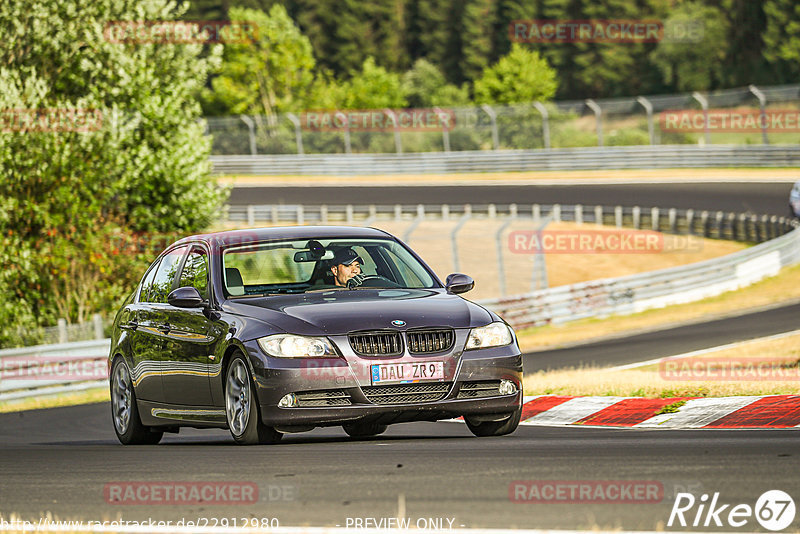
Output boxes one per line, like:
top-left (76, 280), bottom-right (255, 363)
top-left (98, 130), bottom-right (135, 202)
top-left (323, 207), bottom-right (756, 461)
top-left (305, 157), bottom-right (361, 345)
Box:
top-left (371, 362), bottom-right (444, 384)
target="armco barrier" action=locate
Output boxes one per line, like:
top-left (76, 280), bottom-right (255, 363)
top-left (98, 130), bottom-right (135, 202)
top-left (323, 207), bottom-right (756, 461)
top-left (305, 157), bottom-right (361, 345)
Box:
top-left (479, 226), bottom-right (800, 329)
top-left (0, 339), bottom-right (109, 402)
top-left (210, 145), bottom-right (800, 175)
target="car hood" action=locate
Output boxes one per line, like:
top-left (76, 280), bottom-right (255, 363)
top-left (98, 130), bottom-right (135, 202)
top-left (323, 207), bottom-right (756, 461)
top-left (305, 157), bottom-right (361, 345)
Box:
top-left (223, 288), bottom-right (495, 338)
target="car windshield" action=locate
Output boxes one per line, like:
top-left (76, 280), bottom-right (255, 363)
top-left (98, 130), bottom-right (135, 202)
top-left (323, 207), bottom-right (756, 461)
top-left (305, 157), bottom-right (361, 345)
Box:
top-left (221, 238), bottom-right (437, 297)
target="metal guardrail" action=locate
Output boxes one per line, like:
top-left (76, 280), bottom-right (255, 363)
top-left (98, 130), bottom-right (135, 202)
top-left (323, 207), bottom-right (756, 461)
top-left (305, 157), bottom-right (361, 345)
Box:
top-left (226, 203), bottom-right (797, 244)
top-left (211, 145), bottom-right (800, 175)
top-left (0, 339), bottom-right (109, 402)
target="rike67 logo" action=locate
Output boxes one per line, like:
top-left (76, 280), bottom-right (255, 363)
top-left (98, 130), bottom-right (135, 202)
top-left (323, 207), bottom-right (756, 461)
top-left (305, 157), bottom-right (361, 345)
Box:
top-left (668, 490), bottom-right (796, 531)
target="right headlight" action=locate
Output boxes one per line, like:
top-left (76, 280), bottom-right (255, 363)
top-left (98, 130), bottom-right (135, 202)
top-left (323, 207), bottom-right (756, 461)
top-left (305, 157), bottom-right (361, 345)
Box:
top-left (257, 334), bottom-right (337, 358)
top-left (465, 322), bottom-right (513, 350)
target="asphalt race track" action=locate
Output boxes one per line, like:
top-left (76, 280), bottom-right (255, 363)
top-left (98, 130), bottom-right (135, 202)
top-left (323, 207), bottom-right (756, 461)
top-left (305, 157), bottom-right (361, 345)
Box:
top-left (523, 301), bottom-right (800, 372)
top-left (1, 403), bottom-right (800, 530)
top-left (228, 182), bottom-right (794, 217)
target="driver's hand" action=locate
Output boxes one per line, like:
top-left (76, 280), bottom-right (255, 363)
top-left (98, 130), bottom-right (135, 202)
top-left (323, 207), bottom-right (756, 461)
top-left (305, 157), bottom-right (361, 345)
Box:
top-left (346, 273), bottom-right (365, 288)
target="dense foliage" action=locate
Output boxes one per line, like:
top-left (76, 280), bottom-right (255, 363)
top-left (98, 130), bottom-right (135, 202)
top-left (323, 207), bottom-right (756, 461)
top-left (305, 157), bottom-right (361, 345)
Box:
top-left (187, 0), bottom-right (800, 104)
top-left (0, 0), bottom-right (227, 346)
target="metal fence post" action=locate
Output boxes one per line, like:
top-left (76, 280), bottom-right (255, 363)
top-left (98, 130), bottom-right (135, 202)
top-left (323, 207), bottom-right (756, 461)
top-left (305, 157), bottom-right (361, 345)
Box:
top-left (686, 209), bottom-right (694, 234)
top-left (552, 204), bottom-right (561, 222)
top-left (286, 113), bottom-right (304, 155)
top-left (247, 205), bottom-right (255, 226)
top-left (651, 207), bottom-right (660, 231)
top-left (320, 205), bottom-right (328, 224)
top-left (668, 208), bottom-right (677, 233)
top-left (533, 204), bottom-right (541, 223)
top-left (531, 216), bottom-right (552, 291)
top-left (636, 96), bottom-right (655, 145)
top-left (586, 99), bottom-right (603, 147)
top-left (58, 318), bottom-right (68, 344)
top-left (633, 206), bottom-right (641, 229)
top-left (533, 102), bottom-right (551, 149)
top-left (335, 111), bottom-right (352, 154)
top-left (435, 107), bottom-right (451, 152)
top-left (615, 206), bottom-right (623, 228)
top-left (691, 92), bottom-right (711, 145)
top-left (346, 205), bottom-right (354, 224)
top-left (749, 85), bottom-right (769, 145)
top-left (450, 212), bottom-right (471, 272)
top-left (239, 115), bottom-right (258, 155)
top-left (296, 205), bottom-right (304, 225)
top-left (594, 205), bottom-right (603, 225)
top-left (575, 204), bottom-right (583, 224)
top-left (394, 205), bottom-right (402, 221)
top-left (481, 104), bottom-right (499, 150)
top-left (384, 109), bottom-right (402, 154)
top-left (93, 314), bottom-right (104, 340)
top-left (496, 217), bottom-right (514, 297)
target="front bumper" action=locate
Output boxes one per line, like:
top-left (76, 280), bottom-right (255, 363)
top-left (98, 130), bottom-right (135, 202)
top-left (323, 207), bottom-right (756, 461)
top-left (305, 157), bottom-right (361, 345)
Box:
top-left (243, 339), bottom-right (523, 428)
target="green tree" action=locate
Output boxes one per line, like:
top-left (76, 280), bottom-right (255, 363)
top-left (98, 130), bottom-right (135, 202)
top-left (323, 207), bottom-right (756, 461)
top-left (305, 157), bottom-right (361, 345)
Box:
top-left (402, 59), bottom-right (471, 107)
top-left (202, 5), bottom-right (316, 119)
top-left (0, 0), bottom-right (226, 343)
top-left (763, 0), bottom-right (800, 81)
top-left (340, 57), bottom-right (407, 109)
top-left (650, 2), bottom-right (730, 91)
top-left (474, 44), bottom-right (557, 104)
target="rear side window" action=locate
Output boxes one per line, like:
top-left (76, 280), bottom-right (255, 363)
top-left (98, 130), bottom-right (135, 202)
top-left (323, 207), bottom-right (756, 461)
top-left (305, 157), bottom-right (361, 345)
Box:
top-left (179, 247), bottom-right (209, 300)
top-left (149, 246), bottom-right (188, 303)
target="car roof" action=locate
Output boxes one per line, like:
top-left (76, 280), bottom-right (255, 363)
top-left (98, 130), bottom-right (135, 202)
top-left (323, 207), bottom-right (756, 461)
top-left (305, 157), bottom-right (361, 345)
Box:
top-left (173, 226), bottom-right (393, 249)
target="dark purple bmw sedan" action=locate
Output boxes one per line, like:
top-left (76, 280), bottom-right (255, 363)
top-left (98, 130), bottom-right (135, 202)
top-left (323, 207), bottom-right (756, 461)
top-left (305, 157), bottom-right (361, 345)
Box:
top-left (109, 226), bottom-right (523, 445)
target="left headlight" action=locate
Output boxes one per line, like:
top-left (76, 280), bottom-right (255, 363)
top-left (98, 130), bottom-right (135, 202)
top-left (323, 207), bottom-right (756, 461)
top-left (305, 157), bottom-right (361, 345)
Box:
top-left (257, 334), bottom-right (338, 358)
top-left (465, 322), bottom-right (513, 350)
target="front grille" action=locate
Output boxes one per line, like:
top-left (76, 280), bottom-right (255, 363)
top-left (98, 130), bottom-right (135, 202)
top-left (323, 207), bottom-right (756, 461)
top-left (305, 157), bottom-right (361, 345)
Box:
top-left (457, 380), bottom-right (502, 399)
top-left (349, 331), bottom-right (403, 356)
top-left (407, 329), bottom-right (455, 354)
top-left (295, 390), bottom-right (352, 407)
top-left (362, 382), bottom-right (451, 405)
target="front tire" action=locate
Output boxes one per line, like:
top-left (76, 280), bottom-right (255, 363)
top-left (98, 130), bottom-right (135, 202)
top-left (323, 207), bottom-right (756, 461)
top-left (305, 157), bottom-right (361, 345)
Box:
top-left (225, 354), bottom-right (282, 445)
top-left (110, 358), bottom-right (163, 445)
top-left (465, 407), bottom-right (522, 437)
top-left (343, 422), bottom-right (388, 438)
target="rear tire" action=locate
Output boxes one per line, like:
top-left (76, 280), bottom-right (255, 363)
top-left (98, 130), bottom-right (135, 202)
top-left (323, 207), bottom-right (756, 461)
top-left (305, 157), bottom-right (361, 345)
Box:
top-left (225, 353), bottom-right (282, 445)
top-left (110, 358), bottom-right (163, 445)
top-left (465, 407), bottom-right (522, 437)
top-left (343, 422), bottom-right (388, 438)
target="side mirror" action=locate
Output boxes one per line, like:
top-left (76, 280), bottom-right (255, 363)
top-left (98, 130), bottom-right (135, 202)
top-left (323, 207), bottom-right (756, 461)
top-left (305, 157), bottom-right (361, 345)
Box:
top-left (445, 273), bottom-right (474, 295)
top-left (168, 286), bottom-right (205, 308)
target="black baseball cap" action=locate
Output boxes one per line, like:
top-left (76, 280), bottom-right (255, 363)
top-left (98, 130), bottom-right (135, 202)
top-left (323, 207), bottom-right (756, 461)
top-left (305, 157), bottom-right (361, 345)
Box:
top-left (332, 247), bottom-right (363, 266)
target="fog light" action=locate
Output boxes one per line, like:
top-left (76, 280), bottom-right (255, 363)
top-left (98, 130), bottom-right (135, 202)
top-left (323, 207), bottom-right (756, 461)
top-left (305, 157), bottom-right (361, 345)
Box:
top-left (499, 379), bottom-right (517, 395)
top-left (278, 393), bottom-right (298, 408)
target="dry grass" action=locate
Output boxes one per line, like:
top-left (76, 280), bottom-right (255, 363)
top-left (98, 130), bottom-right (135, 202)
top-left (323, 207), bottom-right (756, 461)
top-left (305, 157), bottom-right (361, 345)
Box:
top-left (0, 387), bottom-right (109, 413)
top-left (524, 331), bottom-right (800, 397)
top-left (516, 262), bottom-right (800, 352)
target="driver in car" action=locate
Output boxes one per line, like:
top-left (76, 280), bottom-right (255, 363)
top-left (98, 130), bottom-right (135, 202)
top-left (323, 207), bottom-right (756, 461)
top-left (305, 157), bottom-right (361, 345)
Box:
top-left (330, 247), bottom-right (366, 288)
